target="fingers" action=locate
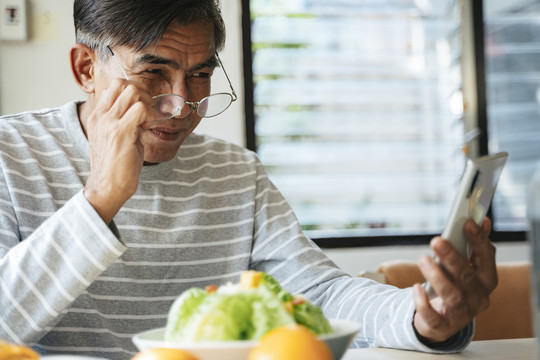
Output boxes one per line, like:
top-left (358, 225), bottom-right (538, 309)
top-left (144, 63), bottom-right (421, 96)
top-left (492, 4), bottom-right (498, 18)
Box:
top-left (110, 83), bottom-right (142, 120)
top-left (416, 254), bottom-right (481, 343)
top-left (464, 217), bottom-right (492, 246)
top-left (481, 216), bottom-right (492, 235)
top-left (412, 284), bottom-right (448, 343)
top-left (431, 238), bottom-right (474, 289)
top-left (84, 79), bottom-right (149, 223)
top-left (97, 78), bottom-right (126, 111)
top-left (418, 253), bottom-right (467, 313)
top-left (465, 218), bottom-right (498, 292)
top-left (432, 236), bottom-right (490, 312)
top-left (122, 102), bottom-right (147, 141)
top-left (434, 218), bottom-right (496, 290)
top-left (95, 79), bottom-right (154, 127)
top-left (413, 219), bottom-right (498, 343)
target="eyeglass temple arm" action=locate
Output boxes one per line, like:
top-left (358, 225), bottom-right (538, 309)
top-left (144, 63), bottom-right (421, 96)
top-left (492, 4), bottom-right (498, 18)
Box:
top-left (106, 46), bottom-right (131, 81)
top-left (215, 53), bottom-right (237, 101)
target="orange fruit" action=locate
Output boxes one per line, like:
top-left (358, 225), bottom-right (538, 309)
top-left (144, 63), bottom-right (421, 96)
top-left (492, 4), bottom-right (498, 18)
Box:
top-left (131, 348), bottom-right (199, 360)
top-left (248, 325), bottom-right (333, 360)
top-left (0, 341), bottom-right (39, 360)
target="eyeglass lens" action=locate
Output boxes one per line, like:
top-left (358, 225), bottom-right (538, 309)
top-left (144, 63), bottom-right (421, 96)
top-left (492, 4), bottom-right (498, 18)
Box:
top-left (153, 93), bottom-right (233, 121)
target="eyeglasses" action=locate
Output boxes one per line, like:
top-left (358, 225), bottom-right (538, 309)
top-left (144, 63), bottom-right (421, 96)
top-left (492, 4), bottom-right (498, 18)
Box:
top-left (106, 46), bottom-right (237, 121)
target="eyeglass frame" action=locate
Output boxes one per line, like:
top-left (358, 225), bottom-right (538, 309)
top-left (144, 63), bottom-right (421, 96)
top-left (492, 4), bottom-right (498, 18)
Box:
top-left (105, 45), bottom-right (237, 120)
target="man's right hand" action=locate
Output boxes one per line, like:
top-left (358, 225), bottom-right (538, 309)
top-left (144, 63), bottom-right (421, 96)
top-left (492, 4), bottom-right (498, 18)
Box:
top-left (83, 79), bottom-right (153, 224)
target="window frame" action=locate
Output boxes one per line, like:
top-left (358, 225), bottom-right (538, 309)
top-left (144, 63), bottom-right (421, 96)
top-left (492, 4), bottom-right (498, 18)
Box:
top-left (241, 0), bottom-right (527, 248)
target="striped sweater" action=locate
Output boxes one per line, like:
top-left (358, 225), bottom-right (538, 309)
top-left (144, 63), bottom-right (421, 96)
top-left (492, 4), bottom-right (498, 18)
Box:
top-left (0, 101), bottom-right (472, 359)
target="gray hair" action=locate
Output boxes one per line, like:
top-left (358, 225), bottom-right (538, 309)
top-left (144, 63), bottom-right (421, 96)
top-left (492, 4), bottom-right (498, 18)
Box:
top-left (74, 0), bottom-right (226, 60)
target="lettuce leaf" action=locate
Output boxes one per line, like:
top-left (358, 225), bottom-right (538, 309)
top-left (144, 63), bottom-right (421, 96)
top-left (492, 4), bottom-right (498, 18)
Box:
top-left (249, 287), bottom-right (296, 339)
top-left (164, 272), bottom-right (333, 342)
top-left (179, 291), bottom-right (254, 341)
top-left (293, 299), bottom-right (333, 335)
top-left (165, 287), bottom-right (207, 341)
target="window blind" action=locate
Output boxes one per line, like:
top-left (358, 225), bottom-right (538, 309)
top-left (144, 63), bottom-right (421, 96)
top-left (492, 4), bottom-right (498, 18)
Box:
top-left (250, 0), bottom-right (467, 239)
top-left (484, 0), bottom-right (540, 233)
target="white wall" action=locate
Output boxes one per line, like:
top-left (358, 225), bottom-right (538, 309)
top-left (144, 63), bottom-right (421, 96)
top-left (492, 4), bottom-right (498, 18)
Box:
top-left (0, 0), bottom-right (80, 114)
top-left (0, 0), bottom-right (246, 147)
top-left (196, 0), bottom-right (246, 147)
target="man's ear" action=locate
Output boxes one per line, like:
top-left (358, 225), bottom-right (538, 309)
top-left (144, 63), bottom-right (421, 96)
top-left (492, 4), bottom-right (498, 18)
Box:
top-left (70, 43), bottom-right (97, 94)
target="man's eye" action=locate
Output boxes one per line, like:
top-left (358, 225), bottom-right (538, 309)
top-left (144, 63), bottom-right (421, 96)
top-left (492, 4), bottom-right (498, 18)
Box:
top-left (190, 72), bottom-right (211, 79)
top-left (146, 69), bottom-right (163, 75)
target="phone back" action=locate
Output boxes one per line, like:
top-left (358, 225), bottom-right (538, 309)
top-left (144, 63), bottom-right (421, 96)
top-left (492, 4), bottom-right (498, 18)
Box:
top-left (442, 152), bottom-right (508, 257)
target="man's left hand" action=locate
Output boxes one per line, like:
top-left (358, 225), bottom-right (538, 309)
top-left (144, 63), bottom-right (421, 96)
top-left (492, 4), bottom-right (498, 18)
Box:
top-left (412, 218), bottom-right (498, 343)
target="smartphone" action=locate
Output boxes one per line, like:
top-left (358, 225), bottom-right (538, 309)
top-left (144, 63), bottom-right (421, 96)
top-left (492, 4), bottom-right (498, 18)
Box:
top-left (424, 152), bottom-right (508, 297)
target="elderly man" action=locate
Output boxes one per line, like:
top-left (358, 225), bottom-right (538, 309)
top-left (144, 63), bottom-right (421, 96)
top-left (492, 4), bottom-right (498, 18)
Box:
top-left (0, 1), bottom-right (496, 359)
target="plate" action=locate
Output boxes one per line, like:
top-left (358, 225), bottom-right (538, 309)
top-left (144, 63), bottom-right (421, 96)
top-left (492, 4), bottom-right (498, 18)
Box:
top-left (132, 319), bottom-right (360, 360)
top-left (41, 356), bottom-right (109, 360)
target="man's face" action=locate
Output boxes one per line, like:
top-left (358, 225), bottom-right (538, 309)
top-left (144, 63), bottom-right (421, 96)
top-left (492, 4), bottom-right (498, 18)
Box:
top-left (95, 20), bottom-right (216, 164)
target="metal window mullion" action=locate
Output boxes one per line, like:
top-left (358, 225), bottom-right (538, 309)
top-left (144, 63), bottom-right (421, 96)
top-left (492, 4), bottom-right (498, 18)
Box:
top-left (459, 0), bottom-right (489, 159)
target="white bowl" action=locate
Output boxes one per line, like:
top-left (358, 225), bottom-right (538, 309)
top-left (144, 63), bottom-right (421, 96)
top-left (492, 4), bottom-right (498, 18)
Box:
top-left (41, 357), bottom-right (109, 360)
top-left (132, 319), bottom-right (360, 360)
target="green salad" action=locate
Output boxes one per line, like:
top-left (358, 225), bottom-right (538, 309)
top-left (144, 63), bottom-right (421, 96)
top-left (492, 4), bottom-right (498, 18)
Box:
top-left (164, 271), bottom-right (333, 342)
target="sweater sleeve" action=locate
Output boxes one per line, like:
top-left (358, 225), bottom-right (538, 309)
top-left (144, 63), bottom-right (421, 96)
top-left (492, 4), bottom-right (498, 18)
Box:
top-left (248, 157), bottom-right (473, 353)
top-left (0, 189), bottom-right (126, 346)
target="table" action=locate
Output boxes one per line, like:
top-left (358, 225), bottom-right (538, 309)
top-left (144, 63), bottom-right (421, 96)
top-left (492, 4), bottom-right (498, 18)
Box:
top-left (342, 338), bottom-right (538, 360)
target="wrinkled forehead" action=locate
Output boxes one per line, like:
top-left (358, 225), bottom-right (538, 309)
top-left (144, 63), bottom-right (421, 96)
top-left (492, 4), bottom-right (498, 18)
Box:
top-left (165, 20), bottom-right (215, 51)
top-left (130, 20), bottom-right (216, 66)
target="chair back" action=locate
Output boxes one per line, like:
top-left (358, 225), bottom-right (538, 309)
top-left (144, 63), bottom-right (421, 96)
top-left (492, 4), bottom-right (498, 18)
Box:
top-left (375, 260), bottom-right (534, 340)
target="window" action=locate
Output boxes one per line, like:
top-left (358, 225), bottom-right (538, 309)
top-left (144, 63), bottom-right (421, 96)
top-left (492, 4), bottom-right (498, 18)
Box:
top-left (243, 0), bottom-right (533, 244)
top-left (484, 0), bottom-right (540, 234)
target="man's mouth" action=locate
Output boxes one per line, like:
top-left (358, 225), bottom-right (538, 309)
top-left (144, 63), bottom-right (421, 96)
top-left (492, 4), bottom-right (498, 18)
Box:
top-left (149, 127), bottom-right (183, 141)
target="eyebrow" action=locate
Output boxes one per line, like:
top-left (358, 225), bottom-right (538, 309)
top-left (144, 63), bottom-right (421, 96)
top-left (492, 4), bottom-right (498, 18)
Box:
top-left (134, 53), bottom-right (219, 72)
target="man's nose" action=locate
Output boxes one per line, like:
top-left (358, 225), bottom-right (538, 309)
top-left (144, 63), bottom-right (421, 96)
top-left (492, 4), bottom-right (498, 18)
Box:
top-left (171, 81), bottom-right (191, 118)
top-left (170, 80), bottom-right (188, 100)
